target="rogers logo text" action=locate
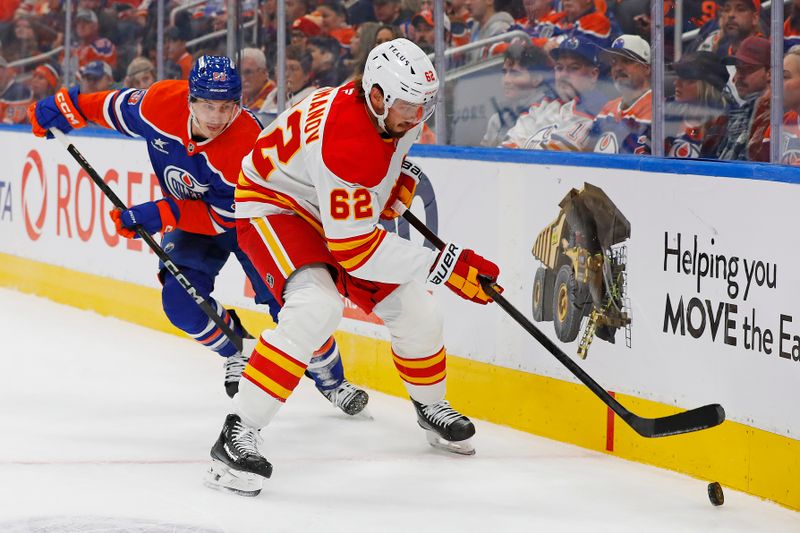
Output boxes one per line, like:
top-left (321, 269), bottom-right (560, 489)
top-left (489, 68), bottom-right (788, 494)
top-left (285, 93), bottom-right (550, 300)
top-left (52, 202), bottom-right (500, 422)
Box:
top-left (163, 165), bottom-right (207, 199)
top-left (21, 150), bottom-right (47, 241)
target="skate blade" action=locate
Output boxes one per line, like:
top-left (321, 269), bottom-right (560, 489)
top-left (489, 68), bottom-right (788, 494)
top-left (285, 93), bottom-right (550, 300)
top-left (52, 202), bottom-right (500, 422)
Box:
top-left (204, 459), bottom-right (263, 497)
top-left (351, 406), bottom-right (374, 420)
top-left (424, 430), bottom-right (476, 456)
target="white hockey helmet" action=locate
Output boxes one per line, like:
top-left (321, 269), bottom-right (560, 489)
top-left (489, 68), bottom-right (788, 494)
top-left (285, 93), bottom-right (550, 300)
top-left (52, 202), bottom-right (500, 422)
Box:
top-left (361, 38), bottom-right (439, 132)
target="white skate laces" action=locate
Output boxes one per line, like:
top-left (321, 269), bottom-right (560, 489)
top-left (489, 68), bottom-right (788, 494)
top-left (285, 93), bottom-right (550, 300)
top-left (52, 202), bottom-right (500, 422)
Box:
top-left (322, 381), bottom-right (369, 416)
top-left (231, 419), bottom-right (262, 456)
top-left (224, 352), bottom-right (249, 384)
top-left (419, 400), bottom-right (463, 428)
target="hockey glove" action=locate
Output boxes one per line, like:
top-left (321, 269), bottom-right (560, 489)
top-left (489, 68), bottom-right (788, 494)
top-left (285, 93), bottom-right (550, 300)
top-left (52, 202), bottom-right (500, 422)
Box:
top-left (28, 86), bottom-right (87, 138)
top-left (427, 242), bottom-right (500, 305)
top-left (109, 198), bottom-right (180, 239)
top-left (380, 160), bottom-right (422, 220)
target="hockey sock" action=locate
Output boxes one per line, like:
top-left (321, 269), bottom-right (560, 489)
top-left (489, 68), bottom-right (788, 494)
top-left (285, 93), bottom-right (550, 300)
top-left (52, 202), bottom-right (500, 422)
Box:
top-left (304, 337), bottom-right (345, 391)
top-left (393, 347), bottom-right (447, 405)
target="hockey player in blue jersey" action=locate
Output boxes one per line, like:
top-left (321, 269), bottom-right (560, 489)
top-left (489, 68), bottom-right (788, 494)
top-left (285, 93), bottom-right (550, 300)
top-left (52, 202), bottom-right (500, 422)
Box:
top-left (28, 55), bottom-right (369, 415)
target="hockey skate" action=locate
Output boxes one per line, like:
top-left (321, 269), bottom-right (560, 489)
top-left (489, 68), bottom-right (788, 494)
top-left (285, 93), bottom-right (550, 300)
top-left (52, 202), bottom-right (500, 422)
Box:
top-left (223, 337), bottom-right (257, 398)
top-left (319, 380), bottom-right (370, 416)
top-left (412, 399), bottom-right (476, 455)
top-left (205, 414), bottom-right (272, 497)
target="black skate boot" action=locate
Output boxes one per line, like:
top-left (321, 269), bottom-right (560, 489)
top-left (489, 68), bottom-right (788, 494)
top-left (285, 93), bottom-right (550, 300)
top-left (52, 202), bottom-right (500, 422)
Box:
top-left (412, 399), bottom-right (476, 455)
top-left (320, 380), bottom-right (369, 416)
top-left (224, 309), bottom-right (256, 398)
top-left (205, 414), bottom-right (272, 497)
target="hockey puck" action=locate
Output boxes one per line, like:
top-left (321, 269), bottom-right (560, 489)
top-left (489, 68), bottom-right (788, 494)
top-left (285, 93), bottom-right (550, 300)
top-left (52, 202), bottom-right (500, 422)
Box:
top-left (707, 481), bottom-right (724, 506)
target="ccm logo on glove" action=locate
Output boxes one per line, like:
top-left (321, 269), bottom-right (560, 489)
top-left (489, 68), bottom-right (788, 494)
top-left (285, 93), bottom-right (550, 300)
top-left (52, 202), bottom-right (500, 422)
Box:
top-left (56, 91), bottom-right (82, 127)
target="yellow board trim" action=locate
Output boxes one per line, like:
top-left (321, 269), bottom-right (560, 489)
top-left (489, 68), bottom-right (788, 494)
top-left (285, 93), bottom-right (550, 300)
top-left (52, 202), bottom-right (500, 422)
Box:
top-left (2, 252), bottom-right (798, 511)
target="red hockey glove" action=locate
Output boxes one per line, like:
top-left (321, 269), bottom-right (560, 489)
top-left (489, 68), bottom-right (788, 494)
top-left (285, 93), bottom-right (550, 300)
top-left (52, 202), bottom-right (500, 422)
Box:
top-left (381, 160), bottom-right (422, 220)
top-left (427, 242), bottom-right (500, 305)
top-left (109, 198), bottom-right (179, 239)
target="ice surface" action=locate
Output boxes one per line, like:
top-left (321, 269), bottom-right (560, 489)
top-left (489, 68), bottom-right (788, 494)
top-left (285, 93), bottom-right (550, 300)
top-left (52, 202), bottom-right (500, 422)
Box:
top-left (0, 288), bottom-right (796, 533)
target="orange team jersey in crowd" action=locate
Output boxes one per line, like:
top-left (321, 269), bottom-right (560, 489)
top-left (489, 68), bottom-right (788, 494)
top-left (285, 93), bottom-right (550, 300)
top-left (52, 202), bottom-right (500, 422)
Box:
top-left (76, 80), bottom-right (263, 234)
top-left (177, 52), bottom-right (193, 79)
top-left (591, 90), bottom-right (652, 155)
top-left (236, 81), bottom-right (435, 288)
top-left (528, 8), bottom-right (612, 49)
top-left (330, 26), bottom-right (356, 47)
top-left (75, 38), bottom-right (118, 68)
top-left (785, 18), bottom-right (800, 52)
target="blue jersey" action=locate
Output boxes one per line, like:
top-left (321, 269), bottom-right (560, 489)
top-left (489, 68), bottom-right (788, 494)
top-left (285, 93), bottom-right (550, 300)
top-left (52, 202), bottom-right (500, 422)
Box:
top-left (78, 79), bottom-right (263, 235)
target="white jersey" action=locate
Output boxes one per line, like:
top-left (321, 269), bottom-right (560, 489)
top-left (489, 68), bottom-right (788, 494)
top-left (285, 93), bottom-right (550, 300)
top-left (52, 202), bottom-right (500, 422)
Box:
top-left (236, 82), bottom-right (437, 285)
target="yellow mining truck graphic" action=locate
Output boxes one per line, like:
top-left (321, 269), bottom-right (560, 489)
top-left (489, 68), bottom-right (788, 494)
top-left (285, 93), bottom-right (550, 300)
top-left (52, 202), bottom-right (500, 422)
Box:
top-left (531, 183), bottom-right (632, 358)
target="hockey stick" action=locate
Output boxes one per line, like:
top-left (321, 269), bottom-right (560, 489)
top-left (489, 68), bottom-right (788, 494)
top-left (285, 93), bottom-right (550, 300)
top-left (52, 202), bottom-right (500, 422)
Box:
top-left (50, 128), bottom-right (243, 352)
top-left (395, 201), bottom-right (725, 438)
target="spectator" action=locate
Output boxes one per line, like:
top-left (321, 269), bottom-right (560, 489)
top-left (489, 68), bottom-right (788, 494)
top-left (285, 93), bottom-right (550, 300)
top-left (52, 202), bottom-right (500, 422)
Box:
top-left (78, 59), bottom-right (114, 93)
top-left (240, 47), bottom-right (275, 110)
top-left (344, 21), bottom-right (380, 79)
top-left (760, 46), bottom-right (800, 164)
top-left (308, 35), bottom-right (346, 87)
top-left (695, 0), bottom-right (761, 58)
top-left (502, 36), bottom-right (606, 150)
top-left (290, 15), bottom-right (322, 51)
top-left (482, 40), bottom-right (554, 146)
top-left (411, 9), bottom-right (451, 53)
top-left (285, 0), bottom-right (313, 25)
top-left (529, 0), bottom-right (616, 52)
top-left (72, 8), bottom-right (117, 68)
top-left (124, 56), bottom-right (155, 89)
top-left (0, 53), bottom-right (32, 124)
top-left (372, 0), bottom-right (413, 26)
top-left (259, 45), bottom-right (316, 118)
top-left (347, 0), bottom-right (378, 25)
top-left (375, 23), bottom-right (403, 45)
top-left (665, 51), bottom-right (730, 158)
top-left (3, 14), bottom-right (41, 62)
top-left (592, 34), bottom-right (652, 155)
top-left (466, 0), bottom-right (513, 41)
top-left (26, 62), bottom-right (60, 99)
top-left (785, 0), bottom-right (800, 52)
top-left (516, 0), bottom-right (557, 32)
top-left (317, 0), bottom-right (355, 48)
top-left (714, 35), bottom-right (770, 160)
top-left (448, 0), bottom-right (473, 23)
top-left (165, 25), bottom-right (192, 80)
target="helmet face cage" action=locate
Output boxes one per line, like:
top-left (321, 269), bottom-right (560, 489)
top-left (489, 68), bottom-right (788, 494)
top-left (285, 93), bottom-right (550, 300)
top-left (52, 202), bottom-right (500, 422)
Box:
top-left (362, 38), bottom-right (439, 131)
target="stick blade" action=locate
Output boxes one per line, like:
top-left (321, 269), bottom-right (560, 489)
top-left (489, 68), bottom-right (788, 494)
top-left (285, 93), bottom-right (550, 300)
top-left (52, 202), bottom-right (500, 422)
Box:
top-left (627, 404), bottom-right (726, 438)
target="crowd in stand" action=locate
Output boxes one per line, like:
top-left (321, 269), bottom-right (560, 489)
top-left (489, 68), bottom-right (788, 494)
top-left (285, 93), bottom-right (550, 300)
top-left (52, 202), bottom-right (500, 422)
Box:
top-left (1, 0), bottom-right (799, 163)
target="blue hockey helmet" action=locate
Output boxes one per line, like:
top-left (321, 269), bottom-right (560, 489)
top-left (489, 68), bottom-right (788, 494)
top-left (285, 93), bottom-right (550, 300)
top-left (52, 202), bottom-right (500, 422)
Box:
top-left (189, 55), bottom-right (242, 102)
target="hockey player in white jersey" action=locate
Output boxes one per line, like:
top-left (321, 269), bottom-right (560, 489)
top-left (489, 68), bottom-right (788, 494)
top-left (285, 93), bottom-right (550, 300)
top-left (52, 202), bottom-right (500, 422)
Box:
top-left (204, 39), bottom-right (501, 496)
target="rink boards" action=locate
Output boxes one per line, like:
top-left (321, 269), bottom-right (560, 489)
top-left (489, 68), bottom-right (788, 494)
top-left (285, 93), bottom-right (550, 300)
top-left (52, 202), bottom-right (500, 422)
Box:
top-left (0, 127), bottom-right (798, 510)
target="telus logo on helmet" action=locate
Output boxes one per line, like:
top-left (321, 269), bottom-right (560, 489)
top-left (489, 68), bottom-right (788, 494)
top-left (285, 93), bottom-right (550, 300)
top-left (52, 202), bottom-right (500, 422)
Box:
top-left (387, 43), bottom-right (410, 66)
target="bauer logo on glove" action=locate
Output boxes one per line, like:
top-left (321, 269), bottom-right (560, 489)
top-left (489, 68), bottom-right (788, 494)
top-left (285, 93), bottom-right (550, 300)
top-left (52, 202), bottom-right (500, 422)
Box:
top-left (427, 242), bottom-right (500, 305)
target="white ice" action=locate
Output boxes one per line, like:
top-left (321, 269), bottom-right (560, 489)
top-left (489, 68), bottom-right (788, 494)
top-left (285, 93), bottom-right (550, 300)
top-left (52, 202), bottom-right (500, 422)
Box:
top-left (0, 288), bottom-right (796, 533)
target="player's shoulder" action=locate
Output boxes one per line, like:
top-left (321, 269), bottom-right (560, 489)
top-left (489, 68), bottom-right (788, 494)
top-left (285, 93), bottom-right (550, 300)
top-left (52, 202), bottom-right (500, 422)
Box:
top-left (320, 84), bottom-right (396, 188)
top-left (139, 80), bottom-right (189, 122)
top-left (224, 108), bottom-right (263, 143)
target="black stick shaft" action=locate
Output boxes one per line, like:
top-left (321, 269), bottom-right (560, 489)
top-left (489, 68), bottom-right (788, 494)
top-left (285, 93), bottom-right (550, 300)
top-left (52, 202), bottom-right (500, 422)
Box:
top-left (52, 129), bottom-right (243, 353)
top-left (400, 206), bottom-right (724, 438)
